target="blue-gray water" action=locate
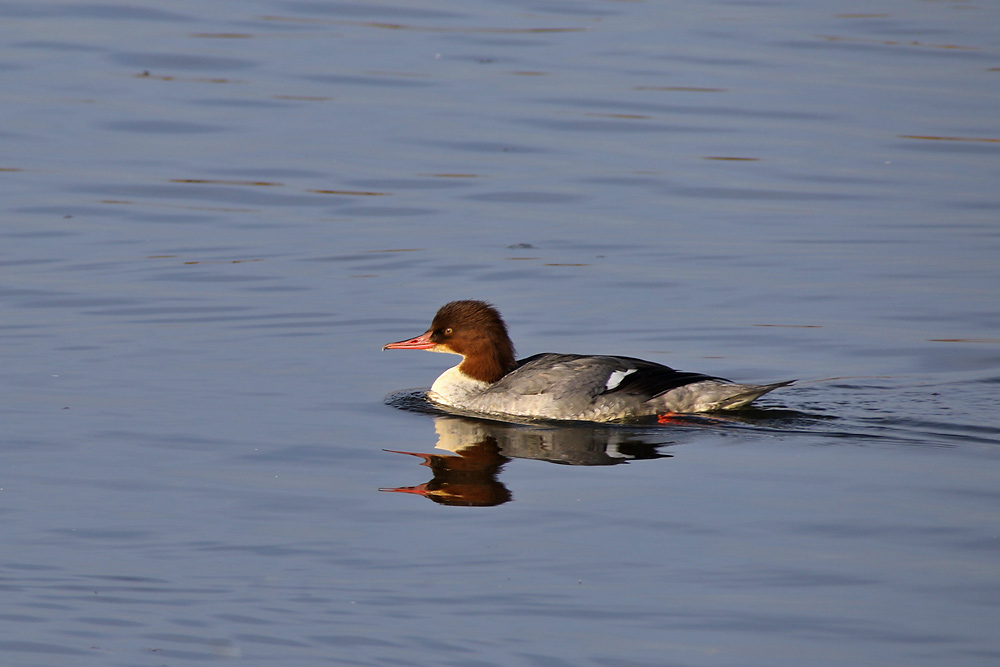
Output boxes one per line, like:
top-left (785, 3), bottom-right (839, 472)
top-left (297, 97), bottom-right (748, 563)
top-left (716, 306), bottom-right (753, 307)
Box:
top-left (3, 1), bottom-right (999, 665)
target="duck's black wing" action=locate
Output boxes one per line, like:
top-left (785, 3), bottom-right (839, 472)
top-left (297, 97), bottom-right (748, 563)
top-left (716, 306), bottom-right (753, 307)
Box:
top-left (505, 353), bottom-right (726, 400)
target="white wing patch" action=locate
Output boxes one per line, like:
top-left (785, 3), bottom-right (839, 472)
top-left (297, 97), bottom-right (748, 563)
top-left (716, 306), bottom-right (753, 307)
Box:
top-left (604, 368), bottom-right (637, 391)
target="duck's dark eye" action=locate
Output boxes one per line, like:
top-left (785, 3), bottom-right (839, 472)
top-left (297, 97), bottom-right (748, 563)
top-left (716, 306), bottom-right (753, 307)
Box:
top-left (444, 327), bottom-right (453, 336)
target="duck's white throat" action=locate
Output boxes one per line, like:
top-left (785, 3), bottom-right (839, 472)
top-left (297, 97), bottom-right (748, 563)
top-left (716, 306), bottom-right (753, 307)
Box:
top-left (428, 365), bottom-right (491, 407)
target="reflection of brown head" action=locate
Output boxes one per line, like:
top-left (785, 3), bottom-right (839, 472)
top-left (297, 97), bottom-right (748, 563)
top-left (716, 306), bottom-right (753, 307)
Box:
top-left (381, 479), bottom-right (512, 507)
top-left (380, 438), bottom-right (512, 507)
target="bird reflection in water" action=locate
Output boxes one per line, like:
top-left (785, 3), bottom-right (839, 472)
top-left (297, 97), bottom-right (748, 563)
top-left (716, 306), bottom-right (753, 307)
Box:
top-left (382, 438), bottom-right (512, 507)
top-left (380, 415), bottom-right (675, 507)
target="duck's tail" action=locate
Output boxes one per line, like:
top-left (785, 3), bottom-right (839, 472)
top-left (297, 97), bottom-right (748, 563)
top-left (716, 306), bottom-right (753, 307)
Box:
top-left (714, 380), bottom-right (796, 410)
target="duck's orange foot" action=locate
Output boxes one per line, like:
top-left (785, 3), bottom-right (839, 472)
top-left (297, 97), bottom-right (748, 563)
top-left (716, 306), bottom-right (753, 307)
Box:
top-left (657, 412), bottom-right (727, 426)
top-left (657, 412), bottom-right (686, 424)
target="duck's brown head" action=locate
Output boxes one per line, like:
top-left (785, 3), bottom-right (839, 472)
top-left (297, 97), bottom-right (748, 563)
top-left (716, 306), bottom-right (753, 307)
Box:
top-left (382, 300), bottom-right (516, 383)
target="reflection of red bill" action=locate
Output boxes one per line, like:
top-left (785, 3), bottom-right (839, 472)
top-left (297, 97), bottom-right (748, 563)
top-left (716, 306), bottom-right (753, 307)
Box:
top-left (379, 484), bottom-right (430, 496)
top-left (383, 449), bottom-right (434, 466)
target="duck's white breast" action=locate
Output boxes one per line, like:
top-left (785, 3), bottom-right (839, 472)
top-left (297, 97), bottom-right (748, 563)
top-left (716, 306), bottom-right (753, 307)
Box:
top-left (428, 365), bottom-right (491, 407)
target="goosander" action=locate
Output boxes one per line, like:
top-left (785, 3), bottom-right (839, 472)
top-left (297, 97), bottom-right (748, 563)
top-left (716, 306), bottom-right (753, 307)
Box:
top-left (383, 300), bottom-right (792, 422)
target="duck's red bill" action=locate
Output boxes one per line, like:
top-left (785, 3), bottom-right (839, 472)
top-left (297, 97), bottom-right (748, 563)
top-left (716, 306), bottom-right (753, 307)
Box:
top-left (382, 331), bottom-right (435, 350)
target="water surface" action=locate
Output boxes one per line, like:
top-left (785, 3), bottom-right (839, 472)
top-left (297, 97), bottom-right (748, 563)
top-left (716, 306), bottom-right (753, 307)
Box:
top-left (2, 0), bottom-right (999, 665)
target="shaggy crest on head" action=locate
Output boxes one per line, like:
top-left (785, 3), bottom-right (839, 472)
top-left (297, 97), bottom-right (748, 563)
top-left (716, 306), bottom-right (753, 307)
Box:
top-left (433, 301), bottom-right (515, 379)
top-left (383, 300), bottom-right (794, 422)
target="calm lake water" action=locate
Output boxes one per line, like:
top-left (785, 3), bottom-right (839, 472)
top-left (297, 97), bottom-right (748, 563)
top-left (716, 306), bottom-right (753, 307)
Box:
top-left (3, 0), bottom-right (999, 665)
